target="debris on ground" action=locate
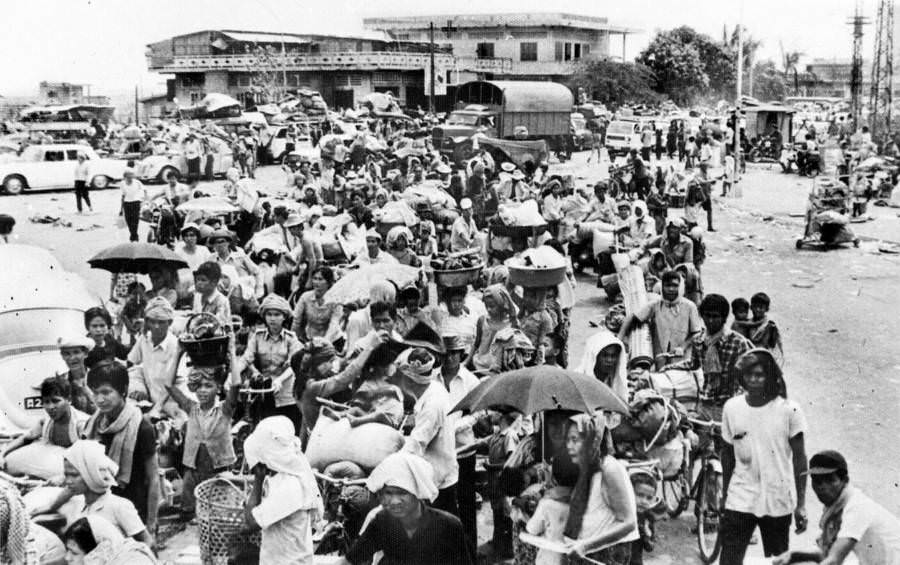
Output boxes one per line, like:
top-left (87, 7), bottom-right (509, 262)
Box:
top-left (29, 214), bottom-right (72, 227)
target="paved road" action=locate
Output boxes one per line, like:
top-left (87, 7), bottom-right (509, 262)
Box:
top-left (4, 154), bottom-right (898, 563)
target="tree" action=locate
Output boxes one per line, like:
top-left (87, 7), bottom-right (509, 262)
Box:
top-left (568, 59), bottom-right (658, 108)
top-left (729, 26), bottom-right (763, 96)
top-left (781, 48), bottom-right (804, 96)
top-left (246, 44), bottom-right (292, 105)
top-left (751, 60), bottom-right (786, 101)
top-left (637, 26), bottom-right (737, 105)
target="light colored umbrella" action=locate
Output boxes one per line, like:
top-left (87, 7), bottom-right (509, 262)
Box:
top-left (323, 264), bottom-right (421, 305)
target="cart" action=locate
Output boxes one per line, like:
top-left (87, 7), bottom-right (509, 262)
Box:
top-left (796, 179), bottom-right (859, 250)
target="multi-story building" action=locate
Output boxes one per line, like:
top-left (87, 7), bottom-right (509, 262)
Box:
top-left (38, 82), bottom-right (110, 106)
top-left (363, 12), bottom-right (637, 81)
top-left (145, 29), bottom-right (511, 110)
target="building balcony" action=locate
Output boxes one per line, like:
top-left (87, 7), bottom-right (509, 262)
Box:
top-left (149, 52), bottom-right (516, 74)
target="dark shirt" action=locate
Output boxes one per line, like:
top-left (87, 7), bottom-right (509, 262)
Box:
top-left (101, 418), bottom-right (156, 521)
top-left (346, 505), bottom-right (473, 565)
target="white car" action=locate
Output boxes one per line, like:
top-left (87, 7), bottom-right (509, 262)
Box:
top-left (136, 137), bottom-right (234, 183)
top-left (0, 245), bottom-right (101, 433)
top-left (0, 144), bottom-right (127, 195)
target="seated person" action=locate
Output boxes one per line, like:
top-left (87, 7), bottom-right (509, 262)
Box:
top-left (327, 341), bottom-right (405, 429)
top-left (0, 377), bottom-right (87, 468)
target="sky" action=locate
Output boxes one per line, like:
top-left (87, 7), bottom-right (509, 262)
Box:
top-left (0, 0), bottom-right (879, 100)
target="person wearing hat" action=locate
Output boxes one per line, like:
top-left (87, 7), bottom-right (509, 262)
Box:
top-left (279, 211), bottom-right (322, 294)
top-left (0, 376), bottom-right (87, 469)
top-left (773, 450), bottom-right (900, 565)
top-left (511, 169), bottom-right (532, 202)
top-left (352, 228), bottom-right (398, 265)
top-left (126, 296), bottom-right (186, 422)
top-left (175, 222), bottom-right (211, 271)
top-left (450, 198), bottom-right (478, 252)
top-left (496, 162), bottom-right (516, 202)
top-left (210, 227), bottom-right (259, 298)
top-left (119, 167), bottom-right (146, 242)
top-left (396, 347), bottom-right (460, 519)
top-left (718, 349), bottom-right (809, 565)
top-left (340, 452), bottom-right (473, 565)
top-left (434, 335), bottom-right (482, 551)
top-left (635, 216), bottom-right (694, 269)
top-left (237, 294), bottom-right (302, 432)
top-left (54, 333), bottom-right (99, 414)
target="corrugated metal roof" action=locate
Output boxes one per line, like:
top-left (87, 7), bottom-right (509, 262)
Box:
top-left (220, 31), bottom-right (311, 45)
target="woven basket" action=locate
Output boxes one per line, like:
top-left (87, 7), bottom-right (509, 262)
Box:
top-left (433, 264), bottom-right (483, 288)
top-left (180, 313), bottom-right (230, 367)
top-left (195, 477), bottom-right (260, 565)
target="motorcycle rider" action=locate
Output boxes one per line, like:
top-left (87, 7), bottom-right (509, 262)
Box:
top-left (797, 133), bottom-right (819, 175)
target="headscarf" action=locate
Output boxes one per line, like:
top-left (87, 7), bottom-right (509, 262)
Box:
top-left (482, 284), bottom-right (518, 323)
top-left (418, 220), bottom-right (435, 238)
top-left (736, 348), bottom-right (786, 398)
top-left (631, 199), bottom-right (649, 218)
top-left (489, 327), bottom-right (534, 372)
top-left (368, 280), bottom-right (396, 305)
top-left (0, 480), bottom-right (29, 564)
top-left (143, 296), bottom-right (174, 321)
top-left (366, 452), bottom-right (439, 502)
top-left (243, 416), bottom-right (323, 514)
top-left (386, 225), bottom-right (414, 249)
top-left (563, 413), bottom-right (609, 539)
top-left (259, 294), bottom-right (292, 317)
top-left (395, 347), bottom-right (435, 385)
top-left (486, 265), bottom-right (510, 286)
top-left (374, 188), bottom-right (389, 203)
top-left (575, 331), bottom-right (628, 401)
top-left (64, 440), bottom-right (119, 494)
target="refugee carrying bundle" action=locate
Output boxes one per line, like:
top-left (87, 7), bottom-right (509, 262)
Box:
top-left (305, 415), bottom-right (404, 471)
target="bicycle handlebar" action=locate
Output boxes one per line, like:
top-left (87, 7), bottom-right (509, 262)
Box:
top-left (239, 387), bottom-right (276, 395)
top-left (687, 417), bottom-right (722, 431)
top-left (313, 471), bottom-right (367, 487)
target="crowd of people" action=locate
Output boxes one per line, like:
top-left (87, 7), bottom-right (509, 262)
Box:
top-left (1, 108), bottom-right (899, 565)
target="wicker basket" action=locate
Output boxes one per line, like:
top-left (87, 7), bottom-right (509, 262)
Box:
top-left (179, 313), bottom-right (229, 367)
top-left (195, 477), bottom-right (260, 565)
top-left (433, 264), bottom-right (483, 288)
top-left (489, 222), bottom-right (548, 238)
top-left (508, 265), bottom-right (566, 288)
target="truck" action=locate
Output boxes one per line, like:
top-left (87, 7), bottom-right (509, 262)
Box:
top-left (432, 80), bottom-right (574, 166)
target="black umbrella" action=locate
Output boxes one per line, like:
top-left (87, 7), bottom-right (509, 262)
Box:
top-left (451, 366), bottom-right (629, 416)
top-left (88, 242), bottom-right (188, 274)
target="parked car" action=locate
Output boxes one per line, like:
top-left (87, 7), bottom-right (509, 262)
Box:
top-left (0, 245), bottom-right (100, 433)
top-left (605, 120), bottom-right (642, 157)
top-left (0, 144), bottom-right (127, 195)
top-left (136, 136), bottom-right (234, 183)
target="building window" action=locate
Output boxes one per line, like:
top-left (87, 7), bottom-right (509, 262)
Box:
top-left (555, 42), bottom-right (563, 62)
top-left (476, 42), bottom-right (495, 59)
top-left (574, 44), bottom-right (582, 60)
top-left (564, 43), bottom-right (572, 61)
top-left (520, 42), bottom-right (538, 62)
top-left (583, 44), bottom-right (591, 57)
top-left (181, 73), bottom-right (205, 88)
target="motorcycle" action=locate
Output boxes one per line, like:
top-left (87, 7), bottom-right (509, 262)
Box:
top-left (781, 144), bottom-right (821, 177)
top-left (746, 138), bottom-right (781, 163)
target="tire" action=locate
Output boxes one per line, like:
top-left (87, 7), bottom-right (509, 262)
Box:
top-left (2, 175), bottom-right (26, 195)
top-left (663, 472), bottom-right (691, 517)
top-left (91, 175), bottom-right (110, 189)
top-left (805, 166), bottom-right (820, 178)
top-left (796, 238), bottom-right (804, 249)
top-left (156, 166), bottom-right (178, 184)
top-left (696, 463), bottom-right (723, 564)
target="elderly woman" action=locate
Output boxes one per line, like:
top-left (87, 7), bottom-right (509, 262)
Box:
top-left (563, 414), bottom-right (639, 565)
top-left (386, 225), bottom-right (421, 267)
top-left (338, 452), bottom-right (473, 565)
top-left (63, 515), bottom-right (156, 565)
top-left (291, 266), bottom-right (342, 343)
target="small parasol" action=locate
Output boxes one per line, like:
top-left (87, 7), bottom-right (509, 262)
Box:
top-left (323, 263), bottom-right (421, 305)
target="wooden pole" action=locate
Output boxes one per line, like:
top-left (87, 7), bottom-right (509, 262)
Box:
top-left (429, 22), bottom-right (436, 114)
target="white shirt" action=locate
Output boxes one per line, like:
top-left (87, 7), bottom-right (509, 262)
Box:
top-left (840, 487), bottom-right (900, 565)
top-left (403, 380), bottom-right (458, 489)
top-left (252, 473), bottom-right (315, 565)
top-left (69, 491), bottom-right (145, 538)
top-left (436, 367), bottom-right (480, 448)
top-left (175, 242), bottom-right (212, 272)
top-left (722, 396), bottom-right (807, 517)
top-left (450, 216), bottom-right (478, 252)
top-left (120, 179), bottom-right (146, 202)
top-left (74, 161), bottom-right (90, 182)
top-left (127, 332), bottom-right (185, 417)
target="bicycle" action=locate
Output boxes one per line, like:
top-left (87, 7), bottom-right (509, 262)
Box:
top-left (312, 470), bottom-right (370, 556)
top-left (686, 416), bottom-right (724, 564)
top-left (230, 384), bottom-right (276, 472)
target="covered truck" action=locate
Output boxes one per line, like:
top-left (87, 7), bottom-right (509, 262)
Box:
top-left (433, 80), bottom-right (574, 163)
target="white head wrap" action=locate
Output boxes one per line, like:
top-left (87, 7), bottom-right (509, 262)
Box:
top-left (366, 452), bottom-right (439, 502)
top-left (64, 440), bottom-right (119, 494)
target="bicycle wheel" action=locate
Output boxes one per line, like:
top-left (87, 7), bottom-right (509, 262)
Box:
top-left (663, 472), bottom-right (691, 517)
top-left (695, 463), bottom-right (723, 564)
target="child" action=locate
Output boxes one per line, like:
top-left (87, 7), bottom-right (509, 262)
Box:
top-left (244, 416), bottom-right (323, 565)
top-left (192, 261), bottom-right (232, 326)
top-left (469, 284), bottom-right (517, 374)
top-left (747, 292), bottom-right (784, 364)
top-left (730, 297), bottom-right (751, 335)
top-left (722, 153), bottom-right (735, 197)
top-left (118, 281), bottom-right (147, 347)
top-left (525, 457), bottom-right (579, 565)
top-left (84, 361), bottom-right (160, 532)
top-left (485, 410), bottom-right (521, 561)
top-left (330, 344), bottom-right (405, 429)
top-left (539, 332), bottom-right (565, 368)
top-left (165, 365), bottom-right (237, 520)
top-left (646, 177), bottom-right (668, 236)
top-left (516, 287), bottom-right (553, 365)
top-left (0, 377), bottom-right (85, 468)
top-left (629, 471), bottom-right (658, 565)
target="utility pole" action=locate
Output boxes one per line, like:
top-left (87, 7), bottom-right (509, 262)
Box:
top-left (869, 0), bottom-right (894, 141)
top-left (134, 85), bottom-right (139, 124)
top-left (848, 3), bottom-right (870, 130)
top-left (429, 22), bottom-right (435, 114)
top-left (734, 22), bottom-right (743, 180)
